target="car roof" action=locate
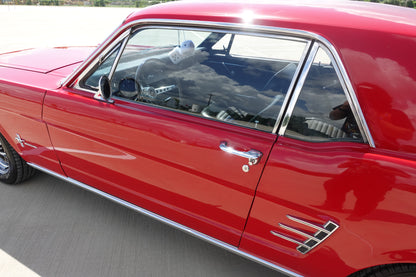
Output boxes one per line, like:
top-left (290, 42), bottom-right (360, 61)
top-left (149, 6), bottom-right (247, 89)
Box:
top-left (124, 1), bottom-right (416, 155)
top-left (125, 0), bottom-right (416, 36)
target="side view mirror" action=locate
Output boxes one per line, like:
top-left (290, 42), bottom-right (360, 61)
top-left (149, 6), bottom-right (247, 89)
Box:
top-left (94, 75), bottom-right (114, 103)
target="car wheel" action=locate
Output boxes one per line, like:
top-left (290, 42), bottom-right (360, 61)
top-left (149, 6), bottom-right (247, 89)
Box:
top-left (350, 264), bottom-right (416, 277)
top-left (0, 134), bottom-right (35, 184)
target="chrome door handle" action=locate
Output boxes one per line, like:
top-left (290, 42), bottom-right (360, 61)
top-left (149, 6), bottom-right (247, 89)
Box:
top-left (219, 142), bottom-right (263, 165)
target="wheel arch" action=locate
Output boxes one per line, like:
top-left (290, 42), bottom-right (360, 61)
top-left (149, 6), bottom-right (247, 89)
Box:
top-left (348, 263), bottom-right (416, 277)
top-left (0, 125), bottom-right (19, 154)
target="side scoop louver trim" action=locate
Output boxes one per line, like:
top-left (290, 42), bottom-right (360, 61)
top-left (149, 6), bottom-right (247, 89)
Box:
top-left (270, 215), bottom-right (339, 254)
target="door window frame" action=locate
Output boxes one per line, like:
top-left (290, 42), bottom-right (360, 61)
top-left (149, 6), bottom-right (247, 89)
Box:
top-left (65, 19), bottom-right (374, 146)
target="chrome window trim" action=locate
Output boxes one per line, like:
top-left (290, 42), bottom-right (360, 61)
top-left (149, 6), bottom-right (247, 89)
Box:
top-left (28, 162), bottom-right (302, 277)
top-left (279, 41), bottom-right (374, 147)
top-left (64, 18), bottom-right (374, 147)
top-left (272, 40), bottom-right (312, 134)
top-left (108, 35), bottom-right (129, 80)
top-left (321, 43), bottom-right (374, 147)
top-left (72, 23), bottom-right (310, 93)
top-left (75, 40), bottom-right (122, 91)
top-left (64, 19), bottom-right (316, 88)
top-left (73, 28), bottom-right (131, 93)
top-left (278, 43), bottom-right (320, 137)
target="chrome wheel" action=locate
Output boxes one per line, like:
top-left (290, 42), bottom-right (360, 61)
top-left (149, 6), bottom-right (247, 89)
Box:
top-left (0, 140), bottom-right (10, 176)
top-left (0, 134), bottom-right (35, 184)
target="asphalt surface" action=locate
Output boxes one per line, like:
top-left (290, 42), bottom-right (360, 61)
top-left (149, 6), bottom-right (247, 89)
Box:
top-left (0, 5), bottom-right (286, 277)
top-left (0, 173), bottom-right (285, 277)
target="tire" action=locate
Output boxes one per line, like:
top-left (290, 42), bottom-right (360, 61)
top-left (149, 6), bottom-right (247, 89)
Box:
top-left (0, 134), bottom-right (36, 184)
top-left (350, 264), bottom-right (416, 277)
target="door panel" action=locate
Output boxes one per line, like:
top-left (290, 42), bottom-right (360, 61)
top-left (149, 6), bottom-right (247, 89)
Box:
top-left (43, 26), bottom-right (308, 246)
top-left (43, 88), bottom-right (276, 245)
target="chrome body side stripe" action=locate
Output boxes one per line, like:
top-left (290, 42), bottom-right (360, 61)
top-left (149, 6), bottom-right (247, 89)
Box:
top-left (28, 162), bottom-right (303, 277)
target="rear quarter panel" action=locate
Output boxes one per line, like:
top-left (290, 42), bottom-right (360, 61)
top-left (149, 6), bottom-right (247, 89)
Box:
top-left (240, 137), bottom-right (416, 277)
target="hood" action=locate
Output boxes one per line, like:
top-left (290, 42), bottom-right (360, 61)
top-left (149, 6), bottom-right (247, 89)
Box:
top-left (0, 46), bottom-right (95, 74)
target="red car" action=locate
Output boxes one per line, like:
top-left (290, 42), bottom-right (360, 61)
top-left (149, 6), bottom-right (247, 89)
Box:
top-left (0, 1), bottom-right (415, 276)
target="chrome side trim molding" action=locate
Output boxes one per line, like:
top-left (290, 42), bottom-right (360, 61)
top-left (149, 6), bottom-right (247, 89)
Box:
top-left (271, 215), bottom-right (339, 255)
top-left (28, 162), bottom-right (303, 277)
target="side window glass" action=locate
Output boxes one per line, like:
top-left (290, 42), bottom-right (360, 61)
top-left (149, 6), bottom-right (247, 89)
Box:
top-left (229, 35), bottom-right (306, 61)
top-left (82, 44), bottom-right (121, 89)
top-left (110, 28), bottom-right (308, 132)
top-left (212, 34), bottom-right (231, 52)
top-left (284, 48), bottom-right (364, 142)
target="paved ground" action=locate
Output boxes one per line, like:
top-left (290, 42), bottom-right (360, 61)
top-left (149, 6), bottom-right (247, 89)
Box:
top-left (0, 5), bottom-right (286, 277)
top-left (0, 173), bottom-right (284, 277)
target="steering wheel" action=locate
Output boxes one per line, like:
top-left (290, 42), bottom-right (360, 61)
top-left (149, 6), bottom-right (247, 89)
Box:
top-left (135, 58), bottom-right (180, 104)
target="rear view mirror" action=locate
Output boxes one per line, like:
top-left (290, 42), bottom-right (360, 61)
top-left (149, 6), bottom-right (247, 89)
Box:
top-left (94, 75), bottom-right (114, 103)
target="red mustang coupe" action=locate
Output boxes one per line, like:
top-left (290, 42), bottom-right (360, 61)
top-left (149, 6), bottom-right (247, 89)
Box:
top-left (0, 1), bottom-right (415, 276)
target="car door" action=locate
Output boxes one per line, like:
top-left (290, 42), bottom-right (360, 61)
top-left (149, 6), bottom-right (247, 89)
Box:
top-left (43, 26), bottom-right (309, 246)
